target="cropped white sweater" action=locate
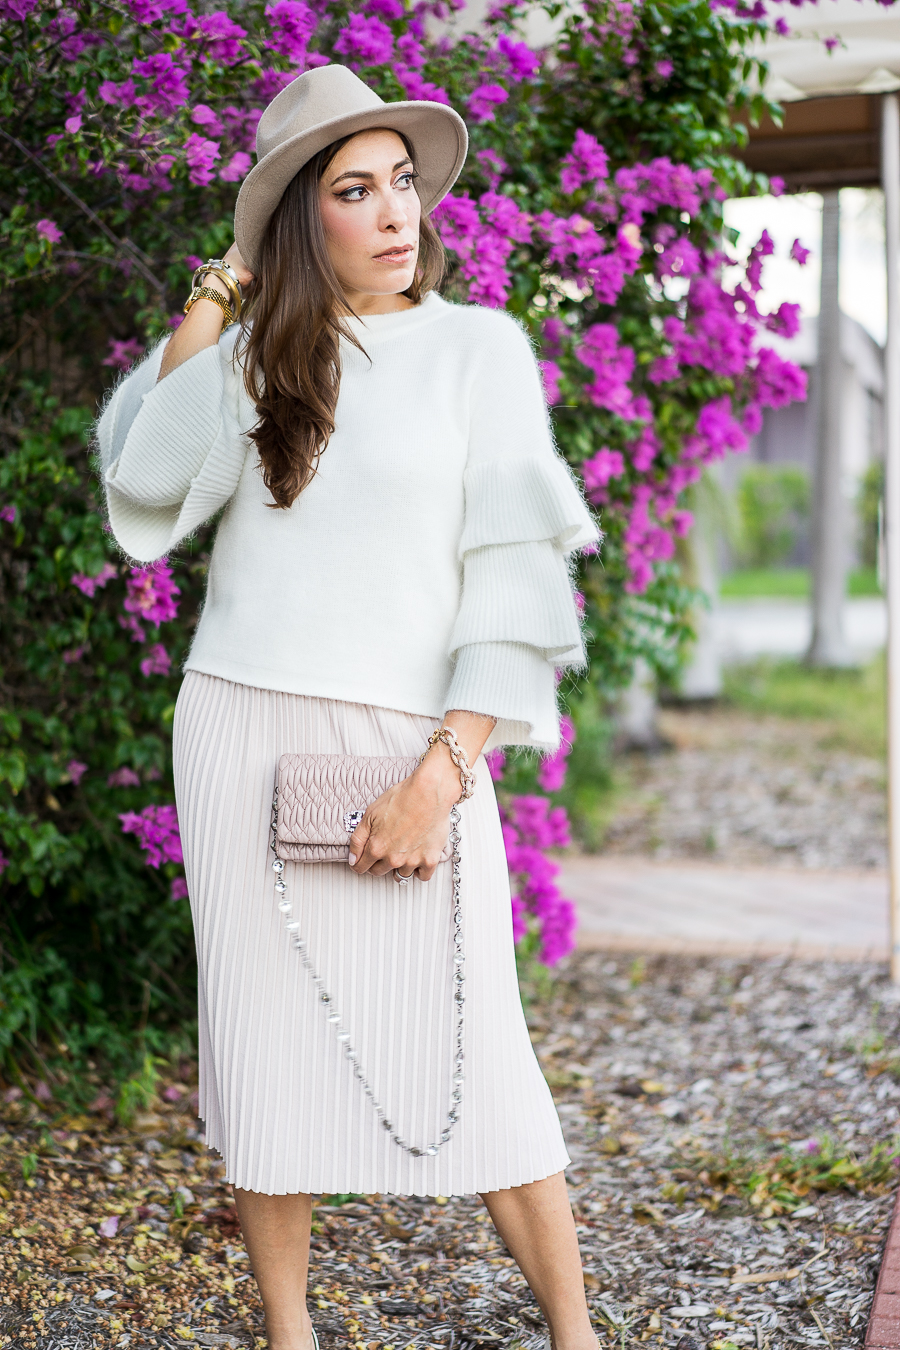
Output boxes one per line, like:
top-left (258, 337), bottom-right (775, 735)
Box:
top-left (96, 292), bottom-right (598, 750)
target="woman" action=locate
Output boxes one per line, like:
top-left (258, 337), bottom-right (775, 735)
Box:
top-left (97, 63), bottom-right (600, 1350)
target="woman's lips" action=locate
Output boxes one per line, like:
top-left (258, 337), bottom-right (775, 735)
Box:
top-left (373, 246), bottom-right (413, 264)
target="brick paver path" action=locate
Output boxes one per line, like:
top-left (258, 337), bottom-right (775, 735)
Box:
top-left (563, 855), bottom-right (889, 961)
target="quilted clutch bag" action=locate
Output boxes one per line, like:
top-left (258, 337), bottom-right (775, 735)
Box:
top-left (271, 752), bottom-right (453, 863)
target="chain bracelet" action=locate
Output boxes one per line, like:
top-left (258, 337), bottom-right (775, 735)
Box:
top-left (270, 786), bottom-right (465, 1159)
top-left (420, 726), bottom-right (476, 802)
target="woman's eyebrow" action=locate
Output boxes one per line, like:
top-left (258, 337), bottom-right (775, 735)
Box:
top-left (329, 157), bottom-right (413, 186)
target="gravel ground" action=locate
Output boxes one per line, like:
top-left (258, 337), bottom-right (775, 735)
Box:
top-left (602, 707), bottom-right (887, 870)
top-left (2, 953), bottom-right (898, 1350)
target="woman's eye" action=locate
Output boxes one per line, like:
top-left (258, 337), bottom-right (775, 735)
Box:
top-left (340, 185), bottom-right (368, 201)
top-left (396, 172), bottom-right (415, 190)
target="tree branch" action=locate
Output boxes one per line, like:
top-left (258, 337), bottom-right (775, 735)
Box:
top-left (0, 127), bottom-right (167, 297)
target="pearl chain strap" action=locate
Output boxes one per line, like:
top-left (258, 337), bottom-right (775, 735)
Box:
top-left (270, 784), bottom-right (467, 1159)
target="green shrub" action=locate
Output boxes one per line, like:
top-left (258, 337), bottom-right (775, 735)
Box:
top-left (735, 464), bottom-right (810, 569)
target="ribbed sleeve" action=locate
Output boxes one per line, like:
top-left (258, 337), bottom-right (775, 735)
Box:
top-left (450, 541), bottom-right (583, 666)
top-left (459, 456), bottom-right (596, 557)
top-left (443, 641), bottom-right (560, 751)
top-left (448, 309), bottom-right (599, 750)
top-left (96, 331), bottom-right (249, 564)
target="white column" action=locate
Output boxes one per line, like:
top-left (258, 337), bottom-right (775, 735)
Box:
top-left (882, 94), bottom-right (900, 982)
top-left (807, 190), bottom-right (851, 665)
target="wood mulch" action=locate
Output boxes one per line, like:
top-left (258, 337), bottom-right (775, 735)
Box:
top-left (2, 951), bottom-right (898, 1350)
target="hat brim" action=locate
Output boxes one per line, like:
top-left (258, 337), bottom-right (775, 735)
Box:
top-left (234, 101), bottom-right (468, 273)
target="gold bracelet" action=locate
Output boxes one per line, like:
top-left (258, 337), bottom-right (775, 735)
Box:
top-left (184, 285), bottom-right (234, 330)
top-left (199, 266), bottom-right (242, 320)
top-left (192, 259), bottom-right (243, 320)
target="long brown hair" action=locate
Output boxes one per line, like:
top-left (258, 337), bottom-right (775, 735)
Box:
top-left (239, 131), bottom-right (445, 510)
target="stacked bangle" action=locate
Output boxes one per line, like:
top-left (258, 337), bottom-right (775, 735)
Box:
top-left (183, 257), bottom-right (243, 332)
top-left (192, 258), bottom-right (242, 320)
top-left (184, 285), bottom-right (234, 330)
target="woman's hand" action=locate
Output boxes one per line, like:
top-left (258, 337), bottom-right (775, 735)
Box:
top-left (222, 241), bottom-right (254, 290)
top-left (348, 711), bottom-right (497, 882)
top-left (348, 753), bottom-right (460, 881)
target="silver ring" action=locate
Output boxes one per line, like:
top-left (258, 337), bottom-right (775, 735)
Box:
top-left (393, 870), bottom-right (414, 885)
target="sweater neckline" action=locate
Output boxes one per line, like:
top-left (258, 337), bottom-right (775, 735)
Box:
top-left (342, 289), bottom-right (446, 341)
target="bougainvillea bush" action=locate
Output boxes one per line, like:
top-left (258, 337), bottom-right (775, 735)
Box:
top-left (0, 0), bottom-right (806, 1089)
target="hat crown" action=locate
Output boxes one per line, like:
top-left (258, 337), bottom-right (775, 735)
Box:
top-left (256, 65), bottom-right (386, 161)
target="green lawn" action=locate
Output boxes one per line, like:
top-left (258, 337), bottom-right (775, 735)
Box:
top-left (719, 567), bottom-right (881, 599)
top-left (722, 657), bottom-right (886, 759)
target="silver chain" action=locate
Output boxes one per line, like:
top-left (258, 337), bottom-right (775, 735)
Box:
top-left (270, 793), bottom-right (465, 1159)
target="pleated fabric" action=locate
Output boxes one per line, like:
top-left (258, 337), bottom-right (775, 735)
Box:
top-left (173, 671), bottom-right (569, 1197)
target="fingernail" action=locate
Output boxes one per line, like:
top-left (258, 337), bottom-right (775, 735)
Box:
top-left (349, 854), bottom-right (357, 867)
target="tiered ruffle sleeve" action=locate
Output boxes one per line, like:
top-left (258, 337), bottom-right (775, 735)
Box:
top-left (443, 313), bottom-right (599, 750)
top-left (95, 330), bottom-right (248, 564)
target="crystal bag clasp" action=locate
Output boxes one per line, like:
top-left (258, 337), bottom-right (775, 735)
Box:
top-left (343, 808), bottom-right (365, 835)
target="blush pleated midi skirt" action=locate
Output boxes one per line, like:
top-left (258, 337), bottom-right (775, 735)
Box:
top-left (172, 671), bottom-right (569, 1197)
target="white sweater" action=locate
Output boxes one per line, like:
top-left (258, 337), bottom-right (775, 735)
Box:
top-left (96, 292), bottom-right (598, 750)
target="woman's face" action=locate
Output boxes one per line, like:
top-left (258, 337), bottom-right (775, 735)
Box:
top-left (318, 128), bottom-right (422, 311)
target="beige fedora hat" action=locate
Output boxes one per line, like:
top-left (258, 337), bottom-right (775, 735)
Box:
top-left (234, 63), bottom-right (468, 272)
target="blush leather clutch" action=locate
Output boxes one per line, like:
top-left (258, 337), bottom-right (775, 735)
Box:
top-left (271, 752), bottom-right (453, 863)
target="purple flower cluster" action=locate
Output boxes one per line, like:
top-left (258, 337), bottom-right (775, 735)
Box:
top-left (71, 561), bottom-right (118, 596)
top-left (119, 803), bottom-right (183, 867)
top-left (120, 563), bottom-right (180, 642)
top-left (433, 190), bottom-right (529, 307)
top-left (502, 795), bottom-right (576, 965)
top-left (538, 715), bottom-right (575, 793)
top-left (102, 337), bottom-right (145, 370)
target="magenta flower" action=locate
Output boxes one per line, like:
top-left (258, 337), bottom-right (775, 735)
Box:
top-left (495, 34), bottom-right (540, 80)
top-left (71, 562), bottom-right (117, 597)
top-left (171, 876), bottom-right (189, 901)
top-left (0, 851), bottom-right (9, 877)
top-left (36, 218), bottom-right (62, 244)
top-left (366, 0), bottom-right (403, 15)
top-left (102, 337), bottom-right (145, 370)
top-left (655, 59), bottom-right (674, 78)
top-left (577, 324), bottom-right (640, 420)
top-left (476, 148), bottom-right (507, 188)
top-left (108, 767), bottom-right (141, 788)
top-left (774, 16), bottom-right (790, 34)
top-left (583, 447), bottom-right (625, 497)
top-left (191, 103), bottom-right (223, 136)
top-left (120, 803), bottom-right (183, 867)
top-left (196, 10), bottom-right (247, 63)
top-left (334, 12), bottom-right (394, 66)
top-left (183, 133), bottom-right (221, 187)
top-left (540, 360), bottom-right (562, 406)
top-left (485, 749), bottom-right (506, 782)
top-left (99, 1216), bottom-right (118, 1238)
top-left (561, 129), bottom-right (609, 194)
top-left (123, 563), bottom-right (180, 633)
top-left (264, 0), bottom-right (316, 63)
top-left (0, 504), bottom-right (15, 524)
top-left (468, 83), bottom-right (508, 123)
top-left (395, 68), bottom-right (450, 104)
top-left (538, 716), bottom-right (576, 793)
top-left (67, 760), bottom-right (88, 786)
top-left (769, 175), bottom-right (785, 197)
top-left (219, 151), bottom-right (252, 183)
top-left (132, 52), bottom-right (190, 114)
top-left (63, 645), bottom-right (86, 664)
top-left (139, 643), bottom-right (171, 678)
top-left (790, 237), bottom-right (811, 266)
